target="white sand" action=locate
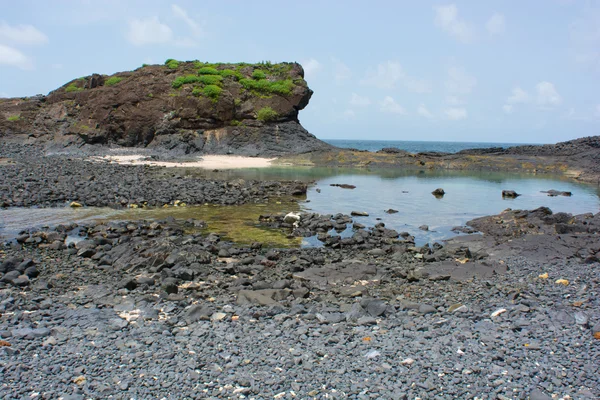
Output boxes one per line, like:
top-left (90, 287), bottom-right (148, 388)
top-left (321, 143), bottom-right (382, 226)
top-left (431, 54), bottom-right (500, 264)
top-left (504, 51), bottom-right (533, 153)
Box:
top-left (96, 154), bottom-right (275, 169)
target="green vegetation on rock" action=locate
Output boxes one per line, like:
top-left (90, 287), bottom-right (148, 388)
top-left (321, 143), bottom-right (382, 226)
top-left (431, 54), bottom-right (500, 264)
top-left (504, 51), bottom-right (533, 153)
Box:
top-left (65, 84), bottom-right (84, 93)
top-left (165, 59), bottom-right (179, 69)
top-left (105, 77), bottom-right (123, 86)
top-left (240, 78), bottom-right (294, 96)
top-left (172, 75), bottom-right (202, 89)
top-left (198, 67), bottom-right (219, 75)
top-left (252, 69), bottom-right (267, 80)
top-left (198, 74), bottom-right (223, 85)
top-left (203, 85), bottom-right (222, 102)
top-left (257, 106), bottom-right (279, 122)
top-left (191, 87), bottom-right (202, 97)
top-left (220, 69), bottom-right (243, 80)
top-left (7, 114), bottom-right (20, 122)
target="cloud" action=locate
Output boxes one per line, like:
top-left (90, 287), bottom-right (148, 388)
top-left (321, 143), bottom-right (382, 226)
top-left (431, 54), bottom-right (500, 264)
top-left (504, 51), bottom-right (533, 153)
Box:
top-left (0, 92), bottom-right (10, 98)
top-left (302, 58), bottom-right (321, 79)
top-left (380, 96), bottom-right (406, 115)
top-left (444, 107), bottom-right (468, 120)
top-left (349, 93), bottom-right (371, 107)
top-left (445, 66), bottom-right (477, 95)
top-left (172, 4), bottom-right (202, 37)
top-left (0, 44), bottom-right (33, 70)
top-left (127, 17), bottom-right (173, 46)
top-left (507, 86), bottom-right (529, 103)
top-left (502, 104), bottom-right (513, 114)
top-left (332, 58), bottom-right (351, 83)
top-left (445, 95), bottom-right (464, 106)
top-left (536, 81), bottom-right (562, 108)
top-left (433, 4), bottom-right (473, 43)
top-left (486, 13), bottom-right (505, 35)
top-left (361, 61), bottom-right (432, 93)
top-left (343, 109), bottom-right (356, 118)
top-left (417, 104), bottom-right (434, 119)
top-left (0, 22), bottom-right (48, 45)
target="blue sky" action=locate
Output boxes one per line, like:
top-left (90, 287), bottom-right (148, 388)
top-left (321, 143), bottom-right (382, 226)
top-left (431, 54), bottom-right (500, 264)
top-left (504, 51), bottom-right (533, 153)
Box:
top-left (1, 0), bottom-right (599, 143)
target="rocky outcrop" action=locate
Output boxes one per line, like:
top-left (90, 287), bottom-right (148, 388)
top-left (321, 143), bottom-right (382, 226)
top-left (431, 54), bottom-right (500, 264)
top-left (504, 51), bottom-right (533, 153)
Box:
top-left (0, 61), bottom-right (332, 156)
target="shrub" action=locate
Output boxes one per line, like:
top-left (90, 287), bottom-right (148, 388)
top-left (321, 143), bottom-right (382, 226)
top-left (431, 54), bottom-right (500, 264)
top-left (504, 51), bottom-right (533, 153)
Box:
top-left (198, 74), bottom-right (223, 85)
top-left (252, 69), bottom-right (267, 80)
top-left (220, 69), bottom-right (243, 80)
top-left (165, 59), bottom-right (179, 69)
top-left (65, 84), bottom-right (84, 93)
top-left (199, 67), bottom-right (219, 75)
top-left (234, 98), bottom-right (242, 107)
top-left (230, 119), bottom-right (241, 126)
top-left (192, 87), bottom-right (202, 97)
top-left (7, 114), bottom-right (20, 122)
top-left (256, 106), bottom-right (278, 122)
top-left (105, 76), bottom-right (122, 86)
top-left (239, 78), bottom-right (294, 96)
top-left (142, 63), bottom-right (149, 68)
top-left (203, 85), bottom-right (222, 101)
top-left (172, 75), bottom-right (201, 89)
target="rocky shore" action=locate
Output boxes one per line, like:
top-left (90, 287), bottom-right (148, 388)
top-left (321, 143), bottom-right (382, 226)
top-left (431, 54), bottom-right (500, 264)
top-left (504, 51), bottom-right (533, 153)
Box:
top-left (1, 143), bottom-right (599, 398)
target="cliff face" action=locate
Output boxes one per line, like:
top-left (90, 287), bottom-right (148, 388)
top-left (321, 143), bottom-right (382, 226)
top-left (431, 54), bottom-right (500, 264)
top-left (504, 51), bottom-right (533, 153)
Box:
top-left (0, 61), bottom-right (332, 156)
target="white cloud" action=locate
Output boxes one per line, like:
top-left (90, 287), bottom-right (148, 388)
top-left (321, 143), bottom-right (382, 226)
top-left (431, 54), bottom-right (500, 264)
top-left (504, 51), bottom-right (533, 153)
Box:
top-left (172, 4), bottom-right (202, 37)
top-left (507, 86), bottom-right (529, 103)
top-left (343, 109), bottom-right (356, 118)
top-left (349, 93), bottom-right (371, 107)
top-left (445, 95), bottom-right (464, 106)
top-left (332, 57), bottom-right (351, 83)
top-left (0, 44), bottom-right (33, 70)
top-left (536, 81), bottom-right (562, 108)
top-left (445, 66), bottom-right (477, 95)
top-left (444, 107), bottom-right (468, 120)
top-left (433, 4), bottom-right (473, 43)
top-left (380, 96), bottom-right (406, 115)
top-left (0, 22), bottom-right (48, 45)
top-left (127, 17), bottom-right (173, 46)
top-left (417, 104), bottom-right (434, 119)
top-left (486, 13), bottom-right (505, 35)
top-left (361, 61), bottom-right (432, 93)
top-left (502, 104), bottom-right (513, 114)
top-left (302, 58), bottom-right (321, 79)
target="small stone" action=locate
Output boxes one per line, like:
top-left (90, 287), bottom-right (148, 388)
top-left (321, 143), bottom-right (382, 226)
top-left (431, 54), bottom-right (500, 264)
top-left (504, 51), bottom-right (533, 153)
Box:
top-left (448, 304), bottom-right (468, 313)
top-left (538, 272), bottom-right (548, 279)
top-left (555, 278), bottom-right (569, 285)
top-left (70, 202), bottom-right (83, 208)
top-left (400, 358), bottom-right (415, 366)
top-left (351, 211), bottom-right (369, 217)
top-left (529, 389), bottom-right (552, 400)
top-left (491, 308), bottom-right (507, 317)
top-left (418, 304), bottom-right (436, 314)
top-left (211, 312), bottom-right (227, 322)
top-left (365, 350), bottom-right (380, 359)
top-left (73, 376), bottom-right (86, 385)
top-left (356, 316), bottom-right (377, 326)
top-left (574, 312), bottom-right (588, 326)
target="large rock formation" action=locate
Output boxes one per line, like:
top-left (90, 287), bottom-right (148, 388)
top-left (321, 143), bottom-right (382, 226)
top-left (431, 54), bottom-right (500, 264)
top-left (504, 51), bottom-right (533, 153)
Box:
top-left (0, 60), bottom-right (332, 156)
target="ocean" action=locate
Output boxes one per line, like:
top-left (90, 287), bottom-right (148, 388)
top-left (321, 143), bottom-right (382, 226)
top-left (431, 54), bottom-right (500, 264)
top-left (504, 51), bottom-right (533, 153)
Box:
top-left (323, 139), bottom-right (536, 154)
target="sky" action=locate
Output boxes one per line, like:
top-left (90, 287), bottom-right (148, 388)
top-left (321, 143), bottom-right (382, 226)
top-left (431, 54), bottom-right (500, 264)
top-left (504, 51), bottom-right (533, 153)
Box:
top-left (1, 0), bottom-right (599, 144)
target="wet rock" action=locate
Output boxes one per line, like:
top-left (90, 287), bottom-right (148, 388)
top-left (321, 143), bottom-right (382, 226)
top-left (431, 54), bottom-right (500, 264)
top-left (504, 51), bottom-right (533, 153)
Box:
top-left (542, 189), bottom-right (572, 197)
top-left (330, 183), bottom-right (356, 189)
top-left (502, 190), bottom-right (520, 198)
top-left (385, 209), bottom-right (398, 214)
top-left (431, 188), bottom-right (445, 197)
top-left (351, 211), bottom-right (369, 217)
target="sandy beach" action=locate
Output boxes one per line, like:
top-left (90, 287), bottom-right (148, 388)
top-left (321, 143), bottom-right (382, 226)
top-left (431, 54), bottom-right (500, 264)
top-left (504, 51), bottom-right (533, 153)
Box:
top-left (96, 154), bottom-right (275, 169)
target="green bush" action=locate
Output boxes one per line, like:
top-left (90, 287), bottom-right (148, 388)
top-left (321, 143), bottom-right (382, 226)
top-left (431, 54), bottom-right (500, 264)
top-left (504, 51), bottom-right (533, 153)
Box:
top-left (257, 106), bottom-right (279, 122)
top-left (240, 78), bottom-right (294, 96)
top-left (230, 119), bottom-right (241, 126)
top-left (220, 69), bottom-right (243, 80)
top-left (165, 59), bottom-right (179, 69)
top-left (252, 69), bottom-right (267, 80)
top-left (198, 67), bottom-right (219, 75)
top-left (203, 85), bottom-right (222, 101)
top-left (198, 74), bottom-right (223, 85)
top-left (105, 77), bottom-right (122, 86)
top-left (7, 114), bottom-right (20, 122)
top-left (65, 84), bottom-right (84, 93)
top-left (172, 75), bottom-right (201, 89)
top-left (192, 87), bottom-right (202, 97)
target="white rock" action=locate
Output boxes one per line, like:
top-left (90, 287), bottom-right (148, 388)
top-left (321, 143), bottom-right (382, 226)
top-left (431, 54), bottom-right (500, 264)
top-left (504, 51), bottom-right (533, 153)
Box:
top-left (283, 212), bottom-right (301, 224)
top-left (400, 358), bottom-right (415, 365)
top-left (365, 350), bottom-right (380, 359)
top-left (491, 308), bottom-right (507, 317)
